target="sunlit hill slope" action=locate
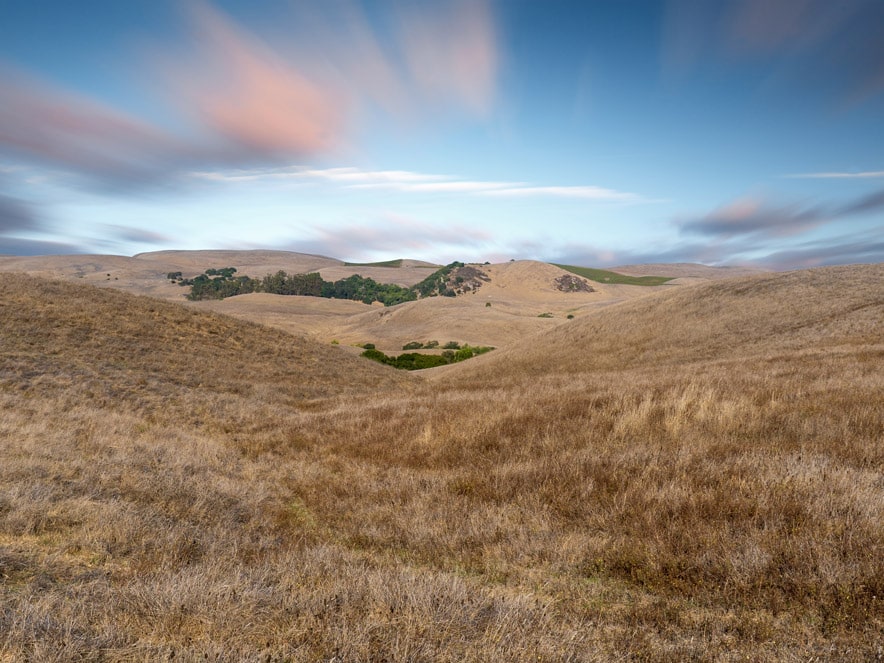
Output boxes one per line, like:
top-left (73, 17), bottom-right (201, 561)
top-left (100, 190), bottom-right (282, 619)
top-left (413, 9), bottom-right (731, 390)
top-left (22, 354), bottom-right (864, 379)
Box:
top-left (0, 265), bottom-right (881, 661)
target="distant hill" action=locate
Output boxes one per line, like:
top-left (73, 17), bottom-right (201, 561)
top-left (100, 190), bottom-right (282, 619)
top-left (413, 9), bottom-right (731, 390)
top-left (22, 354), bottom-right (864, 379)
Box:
top-left (611, 262), bottom-right (769, 280)
top-left (438, 263), bottom-right (884, 379)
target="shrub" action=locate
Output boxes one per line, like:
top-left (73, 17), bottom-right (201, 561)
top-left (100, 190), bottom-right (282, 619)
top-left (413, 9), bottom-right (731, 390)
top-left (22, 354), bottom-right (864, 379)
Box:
top-left (443, 341), bottom-right (460, 349)
top-left (402, 341), bottom-right (423, 350)
top-left (485, 302), bottom-right (492, 307)
top-left (538, 312), bottom-right (553, 318)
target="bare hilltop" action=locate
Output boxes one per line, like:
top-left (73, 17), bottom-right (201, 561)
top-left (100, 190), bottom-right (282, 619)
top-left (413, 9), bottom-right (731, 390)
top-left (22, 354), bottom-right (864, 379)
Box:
top-left (0, 252), bottom-right (881, 661)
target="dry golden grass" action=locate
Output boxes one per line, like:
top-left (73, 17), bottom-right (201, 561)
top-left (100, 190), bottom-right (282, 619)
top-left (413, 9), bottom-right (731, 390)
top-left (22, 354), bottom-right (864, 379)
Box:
top-left (1, 266), bottom-right (882, 661)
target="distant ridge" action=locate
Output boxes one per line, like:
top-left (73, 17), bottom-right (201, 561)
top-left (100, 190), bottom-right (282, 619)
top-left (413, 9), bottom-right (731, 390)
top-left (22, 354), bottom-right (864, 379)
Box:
top-left (438, 263), bottom-right (884, 379)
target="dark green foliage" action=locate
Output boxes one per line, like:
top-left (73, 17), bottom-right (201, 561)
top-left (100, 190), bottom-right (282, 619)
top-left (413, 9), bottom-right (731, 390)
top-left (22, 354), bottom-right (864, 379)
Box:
top-left (567, 314), bottom-right (575, 319)
top-left (262, 271), bottom-right (324, 296)
top-left (443, 341), bottom-right (460, 349)
top-left (485, 302), bottom-right (492, 307)
top-left (183, 260), bottom-right (479, 306)
top-left (362, 343), bottom-right (376, 350)
top-left (166, 271), bottom-right (182, 281)
top-left (361, 344), bottom-right (494, 371)
top-left (402, 341), bottom-right (423, 350)
top-left (412, 261), bottom-right (465, 298)
top-left (321, 274), bottom-right (415, 306)
top-left (538, 312), bottom-right (554, 318)
top-left (183, 268), bottom-right (260, 300)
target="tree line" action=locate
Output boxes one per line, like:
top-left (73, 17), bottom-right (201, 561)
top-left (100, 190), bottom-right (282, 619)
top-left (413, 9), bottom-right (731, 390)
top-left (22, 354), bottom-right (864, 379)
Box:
top-left (172, 262), bottom-right (467, 306)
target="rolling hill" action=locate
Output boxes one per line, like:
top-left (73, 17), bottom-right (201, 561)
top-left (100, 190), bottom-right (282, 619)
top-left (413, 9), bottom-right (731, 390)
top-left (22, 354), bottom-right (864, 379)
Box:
top-left (0, 263), bottom-right (881, 660)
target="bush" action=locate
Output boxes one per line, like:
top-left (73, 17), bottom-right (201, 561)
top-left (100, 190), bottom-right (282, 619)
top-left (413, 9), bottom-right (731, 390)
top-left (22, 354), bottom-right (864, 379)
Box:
top-left (538, 312), bottom-right (553, 318)
top-left (362, 343), bottom-right (376, 350)
top-left (402, 341), bottom-right (423, 350)
top-left (443, 341), bottom-right (460, 349)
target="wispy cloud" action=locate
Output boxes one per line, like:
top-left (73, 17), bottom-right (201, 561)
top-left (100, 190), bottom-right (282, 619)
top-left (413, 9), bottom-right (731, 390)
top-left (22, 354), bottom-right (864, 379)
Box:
top-left (482, 185), bottom-right (639, 201)
top-left (750, 228), bottom-right (884, 270)
top-left (191, 165), bottom-right (642, 201)
top-left (662, 0), bottom-right (884, 105)
top-left (287, 213), bottom-right (492, 261)
top-left (548, 223), bottom-right (884, 272)
top-left (160, 3), bottom-right (343, 158)
top-left (397, 0), bottom-right (498, 116)
top-left (0, 236), bottom-right (82, 256)
top-left (679, 184), bottom-right (884, 241)
top-left (0, 193), bottom-right (40, 234)
top-left (0, 67), bottom-right (193, 187)
top-left (679, 197), bottom-right (828, 239)
top-left (785, 171), bottom-right (884, 179)
top-left (350, 180), bottom-right (520, 194)
top-left (104, 224), bottom-right (172, 245)
top-left (0, 1), bottom-right (502, 190)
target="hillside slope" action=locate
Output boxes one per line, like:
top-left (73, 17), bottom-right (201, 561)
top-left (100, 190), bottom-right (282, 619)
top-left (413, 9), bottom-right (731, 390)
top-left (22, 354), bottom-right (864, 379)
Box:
top-left (1, 267), bottom-right (881, 660)
top-left (439, 263), bottom-right (884, 379)
top-left (0, 273), bottom-right (411, 423)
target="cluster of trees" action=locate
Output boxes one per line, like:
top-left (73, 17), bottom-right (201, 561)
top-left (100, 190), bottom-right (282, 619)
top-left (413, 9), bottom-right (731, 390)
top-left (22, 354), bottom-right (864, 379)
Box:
top-left (412, 261), bottom-right (465, 298)
top-left (361, 344), bottom-right (494, 371)
top-left (177, 262), bottom-right (469, 306)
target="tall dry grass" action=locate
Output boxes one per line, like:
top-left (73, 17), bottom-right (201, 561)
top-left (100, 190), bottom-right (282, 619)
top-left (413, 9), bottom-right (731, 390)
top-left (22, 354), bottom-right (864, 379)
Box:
top-left (1, 268), bottom-right (882, 661)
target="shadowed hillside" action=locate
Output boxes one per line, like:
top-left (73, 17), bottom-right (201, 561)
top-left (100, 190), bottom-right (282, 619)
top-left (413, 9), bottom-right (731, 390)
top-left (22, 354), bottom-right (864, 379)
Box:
top-left (0, 273), bottom-right (411, 427)
top-left (1, 267), bottom-right (881, 660)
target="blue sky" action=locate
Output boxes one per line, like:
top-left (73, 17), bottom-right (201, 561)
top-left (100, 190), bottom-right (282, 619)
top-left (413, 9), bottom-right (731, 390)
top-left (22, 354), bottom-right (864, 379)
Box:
top-left (1, 0), bottom-right (882, 268)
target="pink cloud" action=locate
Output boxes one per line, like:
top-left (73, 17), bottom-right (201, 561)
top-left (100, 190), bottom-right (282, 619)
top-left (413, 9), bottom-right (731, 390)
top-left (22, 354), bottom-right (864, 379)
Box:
top-left (398, 0), bottom-right (499, 115)
top-left (166, 3), bottom-right (343, 157)
top-left (0, 67), bottom-right (187, 183)
top-left (0, 2), bottom-right (502, 188)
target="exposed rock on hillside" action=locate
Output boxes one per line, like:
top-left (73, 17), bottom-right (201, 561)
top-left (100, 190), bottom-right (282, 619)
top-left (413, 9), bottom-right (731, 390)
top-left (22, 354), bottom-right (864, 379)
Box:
top-left (450, 265), bottom-right (491, 295)
top-left (554, 274), bottom-right (595, 292)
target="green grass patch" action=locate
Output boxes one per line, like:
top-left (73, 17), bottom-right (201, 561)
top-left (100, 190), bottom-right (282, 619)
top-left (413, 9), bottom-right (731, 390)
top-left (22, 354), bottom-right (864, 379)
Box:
top-left (343, 259), bottom-right (404, 268)
top-left (554, 264), bottom-right (674, 286)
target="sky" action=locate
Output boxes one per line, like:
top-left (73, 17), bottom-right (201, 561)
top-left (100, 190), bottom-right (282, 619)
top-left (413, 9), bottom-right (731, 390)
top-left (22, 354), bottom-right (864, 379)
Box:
top-left (1, 0), bottom-right (883, 269)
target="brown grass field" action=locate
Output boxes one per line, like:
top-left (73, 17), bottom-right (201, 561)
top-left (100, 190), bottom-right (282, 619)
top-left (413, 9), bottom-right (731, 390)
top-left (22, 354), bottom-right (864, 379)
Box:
top-left (1, 263), bottom-right (882, 661)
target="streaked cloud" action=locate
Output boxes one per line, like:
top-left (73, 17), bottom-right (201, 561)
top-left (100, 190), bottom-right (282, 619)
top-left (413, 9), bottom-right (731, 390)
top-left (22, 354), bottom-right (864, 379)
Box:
top-left (0, 236), bottom-right (81, 256)
top-left (160, 3), bottom-right (343, 158)
top-left (191, 165), bottom-right (641, 201)
top-left (548, 224), bottom-right (884, 272)
top-left (350, 180), bottom-right (520, 194)
top-left (0, 193), bottom-right (39, 233)
top-left (287, 213), bottom-right (492, 261)
top-left (0, 1), bottom-right (501, 190)
top-left (838, 188), bottom-right (884, 216)
top-left (105, 225), bottom-right (172, 245)
top-left (397, 0), bottom-right (498, 116)
top-left (0, 67), bottom-right (192, 187)
top-left (482, 185), bottom-right (638, 201)
top-left (679, 197), bottom-right (827, 239)
top-left (750, 229), bottom-right (884, 270)
top-left (662, 0), bottom-right (884, 105)
top-left (786, 171), bottom-right (884, 179)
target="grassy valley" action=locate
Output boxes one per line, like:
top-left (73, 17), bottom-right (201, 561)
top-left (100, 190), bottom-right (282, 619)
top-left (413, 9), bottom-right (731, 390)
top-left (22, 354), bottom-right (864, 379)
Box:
top-left (0, 263), bottom-right (882, 660)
